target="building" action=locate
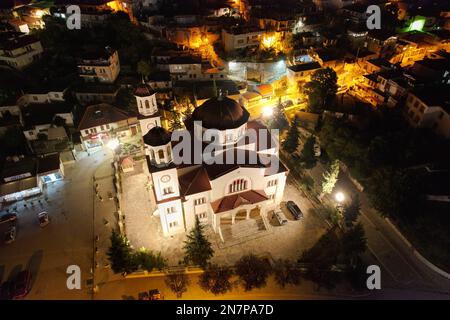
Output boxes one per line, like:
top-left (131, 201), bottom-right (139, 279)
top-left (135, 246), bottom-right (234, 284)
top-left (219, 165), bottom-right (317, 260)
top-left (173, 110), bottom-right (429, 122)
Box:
top-left (0, 153), bottom-right (64, 203)
top-left (134, 82), bottom-right (161, 136)
top-left (77, 47), bottom-right (120, 83)
top-left (142, 92), bottom-right (288, 238)
top-left (404, 86), bottom-right (450, 138)
top-left (78, 103), bottom-right (138, 151)
top-left (0, 32), bottom-right (43, 69)
top-left (287, 62), bottom-right (321, 86)
top-left (73, 83), bottom-right (120, 105)
top-left (221, 25), bottom-right (264, 52)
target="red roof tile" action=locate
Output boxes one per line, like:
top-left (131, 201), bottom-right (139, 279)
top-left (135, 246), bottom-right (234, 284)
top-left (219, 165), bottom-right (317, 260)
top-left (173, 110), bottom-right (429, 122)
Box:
top-left (210, 190), bottom-right (268, 214)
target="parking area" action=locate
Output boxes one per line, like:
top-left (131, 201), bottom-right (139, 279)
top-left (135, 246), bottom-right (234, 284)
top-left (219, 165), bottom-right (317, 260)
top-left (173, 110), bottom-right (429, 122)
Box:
top-left (121, 172), bottom-right (329, 266)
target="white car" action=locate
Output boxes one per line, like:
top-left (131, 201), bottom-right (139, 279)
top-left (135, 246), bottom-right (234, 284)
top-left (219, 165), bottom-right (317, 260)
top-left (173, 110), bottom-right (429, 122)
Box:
top-left (273, 210), bottom-right (288, 226)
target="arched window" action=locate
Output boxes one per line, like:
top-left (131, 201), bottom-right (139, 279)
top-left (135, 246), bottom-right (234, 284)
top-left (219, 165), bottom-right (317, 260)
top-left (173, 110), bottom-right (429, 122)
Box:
top-left (145, 100), bottom-right (150, 109)
top-left (167, 145), bottom-right (172, 161)
top-left (158, 149), bottom-right (165, 160)
top-left (150, 149), bottom-right (155, 161)
top-left (228, 179), bottom-right (248, 194)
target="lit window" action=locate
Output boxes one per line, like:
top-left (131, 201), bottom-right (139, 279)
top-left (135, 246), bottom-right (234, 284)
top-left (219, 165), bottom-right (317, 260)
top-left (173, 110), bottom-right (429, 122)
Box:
top-left (229, 179), bottom-right (248, 193)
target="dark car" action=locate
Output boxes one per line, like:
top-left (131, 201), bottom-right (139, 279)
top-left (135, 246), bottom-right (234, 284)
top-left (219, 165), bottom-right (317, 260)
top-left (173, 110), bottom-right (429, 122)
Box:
top-left (286, 201), bottom-right (303, 220)
top-left (11, 270), bottom-right (32, 299)
top-left (0, 281), bottom-right (12, 300)
top-left (0, 213), bottom-right (17, 225)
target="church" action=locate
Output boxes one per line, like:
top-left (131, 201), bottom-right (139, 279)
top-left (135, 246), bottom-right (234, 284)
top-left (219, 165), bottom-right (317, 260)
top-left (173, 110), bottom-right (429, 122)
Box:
top-left (133, 83), bottom-right (289, 241)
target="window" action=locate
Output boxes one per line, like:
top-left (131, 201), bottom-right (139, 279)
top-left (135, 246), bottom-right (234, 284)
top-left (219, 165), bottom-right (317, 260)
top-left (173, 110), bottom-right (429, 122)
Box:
top-left (33, 96), bottom-right (38, 101)
top-left (267, 179), bottom-right (277, 187)
top-left (268, 194), bottom-right (275, 200)
top-left (158, 149), bottom-right (165, 160)
top-left (163, 187), bottom-right (173, 195)
top-left (196, 212), bottom-right (207, 220)
top-left (145, 100), bottom-right (150, 109)
top-left (106, 124), bottom-right (110, 130)
top-left (85, 130), bottom-right (89, 135)
top-left (169, 221), bottom-right (178, 228)
top-left (166, 207), bottom-right (176, 214)
top-left (229, 179), bottom-right (248, 193)
top-left (194, 197), bottom-right (206, 206)
top-left (100, 125), bottom-right (105, 131)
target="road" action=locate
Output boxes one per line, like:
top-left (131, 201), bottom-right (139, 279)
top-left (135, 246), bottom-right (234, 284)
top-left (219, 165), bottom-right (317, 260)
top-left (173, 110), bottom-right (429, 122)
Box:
top-left (0, 150), bottom-right (114, 299)
top-left (306, 161), bottom-right (450, 294)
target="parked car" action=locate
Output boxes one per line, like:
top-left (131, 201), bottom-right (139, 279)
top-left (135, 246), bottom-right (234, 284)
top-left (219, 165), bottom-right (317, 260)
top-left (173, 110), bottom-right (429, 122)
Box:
top-left (11, 270), bottom-right (32, 299)
top-left (0, 281), bottom-right (12, 300)
top-left (38, 211), bottom-right (50, 227)
top-left (4, 226), bottom-right (16, 244)
top-left (286, 201), bottom-right (303, 220)
top-left (0, 213), bottom-right (17, 225)
top-left (273, 210), bottom-right (288, 226)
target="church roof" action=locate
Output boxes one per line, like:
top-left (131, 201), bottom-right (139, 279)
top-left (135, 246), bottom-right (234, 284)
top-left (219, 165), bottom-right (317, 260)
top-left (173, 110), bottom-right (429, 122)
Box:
top-left (143, 126), bottom-right (171, 147)
top-left (78, 103), bottom-right (129, 130)
top-left (134, 83), bottom-right (155, 97)
top-left (191, 95), bottom-right (250, 130)
top-left (179, 167), bottom-right (212, 196)
top-left (210, 190), bottom-right (268, 214)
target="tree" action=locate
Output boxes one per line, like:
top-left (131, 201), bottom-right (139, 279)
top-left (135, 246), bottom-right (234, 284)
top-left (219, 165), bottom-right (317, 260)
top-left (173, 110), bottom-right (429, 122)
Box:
top-left (53, 115), bottom-right (66, 127)
top-left (183, 216), bottom-right (214, 268)
top-left (235, 254), bottom-right (272, 291)
top-left (282, 115), bottom-right (300, 153)
top-left (341, 223), bottom-right (367, 266)
top-left (165, 271), bottom-right (189, 298)
top-left (107, 230), bottom-right (138, 274)
top-left (198, 264), bottom-right (234, 295)
top-left (321, 160), bottom-right (340, 197)
top-left (272, 259), bottom-right (301, 289)
top-left (304, 67), bottom-right (338, 113)
top-left (168, 109), bottom-right (184, 131)
top-left (134, 248), bottom-right (167, 272)
top-left (343, 194), bottom-right (361, 226)
top-left (267, 100), bottom-right (289, 131)
top-left (137, 60), bottom-right (152, 80)
top-left (181, 101), bottom-right (194, 120)
top-left (299, 135), bottom-right (317, 168)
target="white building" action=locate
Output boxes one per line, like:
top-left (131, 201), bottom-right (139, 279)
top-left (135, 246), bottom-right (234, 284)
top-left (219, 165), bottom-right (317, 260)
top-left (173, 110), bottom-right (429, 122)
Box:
top-left (77, 48), bottom-right (120, 83)
top-left (221, 26), bottom-right (264, 52)
top-left (143, 93), bottom-right (289, 239)
top-left (0, 32), bottom-right (43, 69)
top-left (134, 83), bottom-right (161, 136)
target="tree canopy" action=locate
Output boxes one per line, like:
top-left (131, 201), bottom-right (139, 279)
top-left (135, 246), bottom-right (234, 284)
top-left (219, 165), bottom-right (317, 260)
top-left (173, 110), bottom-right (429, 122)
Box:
top-left (183, 217), bottom-right (214, 268)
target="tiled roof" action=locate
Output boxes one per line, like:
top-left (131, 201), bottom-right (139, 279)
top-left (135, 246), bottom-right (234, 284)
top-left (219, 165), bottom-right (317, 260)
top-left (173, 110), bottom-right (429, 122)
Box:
top-left (179, 166), bottom-right (212, 196)
top-left (78, 103), bottom-right (130, 130)
top-left (210, 190), bottom-right (268, 214)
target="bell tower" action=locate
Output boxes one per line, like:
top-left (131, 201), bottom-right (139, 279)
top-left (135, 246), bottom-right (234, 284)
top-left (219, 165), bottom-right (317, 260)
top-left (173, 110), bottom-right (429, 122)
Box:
top-left (134, 82), bottom-right (161, 135)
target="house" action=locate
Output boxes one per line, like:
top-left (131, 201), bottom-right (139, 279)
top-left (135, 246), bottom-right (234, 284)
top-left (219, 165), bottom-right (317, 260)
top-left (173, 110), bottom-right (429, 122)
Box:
top-left (221, 25), bottom-right (264, 52)
top-left (404, 86), bottom-right (450, 138)
top-left (142, 92), bottom-right (289, 238)
top-left (366, 30), bottom-right (397, 56)
top-left (287, 62), bottom-right (321, 86)
top-left (21, 102), bottom-right (74, 141)
top-left (78, 103), bottom-right (138, 151)
top-left (0, 153), bottom-right (64, 203)
top-left (410, 56), bottom-right (450, 85)
top-left (73, 83), bottom-right (120, 106)
top-left (0, 32), bottom-right (43, 69)
top-left (77, 47), bottom-right (120, 83)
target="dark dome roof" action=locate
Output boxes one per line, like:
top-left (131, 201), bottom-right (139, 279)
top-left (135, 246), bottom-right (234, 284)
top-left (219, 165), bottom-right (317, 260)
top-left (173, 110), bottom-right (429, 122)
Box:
top-left (143, 126), bottom-right (171, 147)
top-left (191, 96), bottom-right (249, 130)
top-left (134, 83), bottom-right (155, 97)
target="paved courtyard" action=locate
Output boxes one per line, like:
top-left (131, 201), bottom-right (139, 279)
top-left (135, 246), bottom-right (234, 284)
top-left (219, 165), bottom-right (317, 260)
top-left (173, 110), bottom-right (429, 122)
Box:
top-left (121, 165), bottom-right (329, 266)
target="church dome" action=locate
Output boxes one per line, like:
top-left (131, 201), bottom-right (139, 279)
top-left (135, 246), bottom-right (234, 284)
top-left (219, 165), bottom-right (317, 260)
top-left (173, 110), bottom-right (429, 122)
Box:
top-left (143, 126), bottom-right (171, 147)
top-left (191, 95), bottom-right (250, 130)
top-left (134, 83), bottom-right (155, 97)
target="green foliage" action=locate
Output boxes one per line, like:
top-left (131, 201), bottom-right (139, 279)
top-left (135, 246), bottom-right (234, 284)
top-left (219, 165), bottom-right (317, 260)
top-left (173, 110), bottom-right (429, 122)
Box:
top-left (267, 102), bottom-right (289, 131)
top-left (272, 259), bottom-right (301, 289)
top-left (321, 160), bottom-right (340, 195)
top-left (234, 254), bottom-right (272, 291)
top-left (282, 115), bottom-right (300, 153)
top-left (107, 230), bottom-right (138, 274)
top-left (169, 109), bottom-right (184, 131)
top-left (183, 217), bottom-right (214, 268)
top-left (304, 67), bottom-right (338, 113)
top-left (134, 249), bottom-right (167, 272)
top-left (343, 194), bottom-right (361, 226)
top-left (299, 136), bottom-right (317, 168)
top-left (165, 272), bottom-right (190, 298)
top-left (198, 264), bottom-right (234, 295)
top-left (341, 223), bottom-right (367, 265)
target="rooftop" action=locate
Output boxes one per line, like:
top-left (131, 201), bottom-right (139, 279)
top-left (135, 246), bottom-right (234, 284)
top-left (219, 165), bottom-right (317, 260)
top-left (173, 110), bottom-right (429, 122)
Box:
top-left (288, 61), bottom-right (321, 73)
top-left (77, 103), bottom-right (130, 130)
top-left (412, 86), bottom-right (450, 113)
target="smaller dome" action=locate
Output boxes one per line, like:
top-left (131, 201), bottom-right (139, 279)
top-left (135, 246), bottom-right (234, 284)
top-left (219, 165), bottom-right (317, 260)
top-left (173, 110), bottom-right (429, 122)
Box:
top-left (134, 83), bottom-right (155, 97)
top-left (143, 126), bottom-right (171, 147)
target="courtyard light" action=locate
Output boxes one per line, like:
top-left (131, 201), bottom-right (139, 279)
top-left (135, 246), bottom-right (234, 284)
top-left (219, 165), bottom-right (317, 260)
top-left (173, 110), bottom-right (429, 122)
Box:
top-left (107, 138), bottom-right (120, 150)
top-left (335, 192), bottom-right (345, 203)
top-left (262, 106), bottom-right (274, 117)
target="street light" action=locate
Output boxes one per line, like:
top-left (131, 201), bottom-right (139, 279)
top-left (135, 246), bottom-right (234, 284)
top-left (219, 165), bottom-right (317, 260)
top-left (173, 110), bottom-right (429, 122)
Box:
top-left (335, 191), bottom-right (345, 203)
top-left (106, 138), bottom-right (119, 150)
top-left (262, 106), bottom-right (274, 117)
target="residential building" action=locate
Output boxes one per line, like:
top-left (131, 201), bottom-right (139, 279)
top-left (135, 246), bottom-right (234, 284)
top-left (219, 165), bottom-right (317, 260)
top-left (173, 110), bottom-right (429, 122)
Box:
top-left (77, 47), bottom-right (120, 83)
top-left (287, 61), bottom-right (321, 86)
top-left (0, 32), bottom-right (43, 69)
top-left (404, 86), bottom-right (450, 138)
top-left (221, 25), bottom-right (264, 52)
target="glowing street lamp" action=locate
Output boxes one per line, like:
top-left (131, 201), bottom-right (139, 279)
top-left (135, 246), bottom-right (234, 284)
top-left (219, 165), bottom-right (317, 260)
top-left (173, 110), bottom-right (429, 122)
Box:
top-left (335, 192), bottom-right (345, 203)
top-left (107, 138), bottom-right (120, 150)
top-left (262, 106), bottom-right (274, 117)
